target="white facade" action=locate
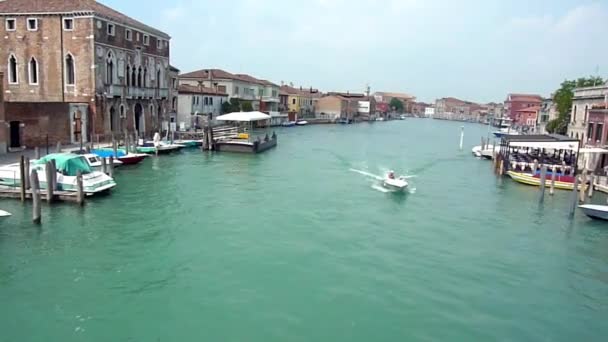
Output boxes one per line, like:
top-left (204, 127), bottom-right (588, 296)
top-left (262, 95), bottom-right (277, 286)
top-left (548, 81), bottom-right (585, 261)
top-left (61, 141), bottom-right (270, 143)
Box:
top-left (424, 107), bottom-right (435, 117)
top-left (568, 85), bottom-right (608, 141)
top-left (176, 92), bottom-right (226, 130)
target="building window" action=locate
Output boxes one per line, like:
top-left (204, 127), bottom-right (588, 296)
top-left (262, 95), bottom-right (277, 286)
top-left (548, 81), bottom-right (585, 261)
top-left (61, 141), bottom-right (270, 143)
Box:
top-left (292, 98), bottom-right (296, 105)
top-left (28, 57), bottom-right (38, 85)
top-left (63, 18), bottom-right (74, 31)
top-left (143, 35), bottom-right (149, 46)
top-left (131, 68), bottom-right (136, 87)
top-left (137, 67), bottom-right (142, 87)
top-left (125, 29), bottom-right (132, 41)
top-left (5, 18), bottom-right (16, 31)
top-left (27, 18), bottom-right (38, 31)
top-left (126, 65), bottom-right (130, 86)
top-left (143, 68), bottom-right (147, 88)
top-left (192, 96), bottom-right (196, 106)
top-left (584, 105), bottom-right (589, 123)
top-left (65, 54), bottom-right (75, 85)
top-left (107, 23), bottom-right (115, 36)
top-left (157, 39), bottom-right (162, 49)
top-left (106, 52), bottom-right (114, 84)
top-left (8, 54), bottom-right (18, 84)
top-left (234, 86), bottom-right (239, 95)
top-left (136, 32), bottom-right (140, 41)
top-left (596, 124), bottom-right (603, 142)
top-left (210, 97), bottom-right (213, 106)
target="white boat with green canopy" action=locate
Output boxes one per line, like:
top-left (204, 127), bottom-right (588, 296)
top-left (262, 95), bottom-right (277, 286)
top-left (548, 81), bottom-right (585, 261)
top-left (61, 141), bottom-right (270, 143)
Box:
top-left (0, 153), bottom-right (116, 194)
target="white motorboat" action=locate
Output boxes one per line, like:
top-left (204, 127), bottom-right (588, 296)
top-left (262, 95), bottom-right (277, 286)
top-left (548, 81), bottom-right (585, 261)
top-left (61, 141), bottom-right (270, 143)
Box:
top-left (82, 153), bottom-right (123, 172)
top-left (0, 209), bottom-right (11, 218)
top-left (383, 171), bottom-right (409, 192)
top-left (376, 117), bottom-right (385, 122)
top-left (479, 145), bottom-right (500, 160)
top-left (0, 153), bottom-right (116, 195)
top-left (471, 146), bottom-right (483, 157)
top-left (296, 120), bottom-right (309, 126)
top-left (579, 205), bottom-right (608, 221)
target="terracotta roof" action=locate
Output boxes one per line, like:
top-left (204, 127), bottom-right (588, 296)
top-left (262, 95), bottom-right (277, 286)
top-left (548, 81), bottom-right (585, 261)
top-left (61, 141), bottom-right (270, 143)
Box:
top-left (234, 74), bottom-right (265, 85)
top-left (507, 94), bottom-right (543, 103)
top-left (178, 84), bottom-right (227, 96)
top-left (516, 106), bottom-right (541, 113)
top-left (0, 0), bottom-right (170, 38)
top-left (259, 79), bottom-right (279, 87)
top-left (179, 69), bottom-right (239, 80)
top-left (280, 85), bottom-right (321, 97)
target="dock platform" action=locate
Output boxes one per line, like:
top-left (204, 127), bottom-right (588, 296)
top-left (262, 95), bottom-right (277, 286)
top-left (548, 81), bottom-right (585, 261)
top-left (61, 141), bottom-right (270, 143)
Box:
top-left (0, 188), bottom-right (80, 203)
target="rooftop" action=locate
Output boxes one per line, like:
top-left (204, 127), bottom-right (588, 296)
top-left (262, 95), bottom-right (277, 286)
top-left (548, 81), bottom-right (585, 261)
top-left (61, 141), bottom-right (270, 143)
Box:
top-left (507, 94), bottom-right (543, 102)
top-left (177, 84), bottom-right (227, 96)
top-left (0, 0), bottom-right (170, 38)
top-left (375, 91), bottom-right (415, 100)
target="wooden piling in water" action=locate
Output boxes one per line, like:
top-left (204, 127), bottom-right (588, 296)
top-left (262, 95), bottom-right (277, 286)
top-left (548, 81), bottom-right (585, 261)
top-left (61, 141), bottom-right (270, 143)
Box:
top-left (30, 170), bottom-right (41, 224)
top-left (108, 156), bottom-right (114, 178)
top-left (34, 147), bottom-right (40, 160)
top-left (113, 139), bottom-right (118, 158)
top-left (50, 160), bottom-right (57, 192)
top-left (45, 161), bottom-right (54, 203)
top-left (580, 169), bottom-right (587, 203)
top-left (56, 141), bottom-right (62, 153)
top-left (101, 156), bottom-right (107, 174)
top-left (588, 174), bottom-right (595, 198)
top-left (24, 157), bottom-right (30, 190)
top-left (19, 155), bottom-right (26, 202)
top-left (76, 171), bottom-right (84, 206)
top-left (550, 166), bottom-right (556, 196)
top-left (570, 175), bottom-right (580, 217)
top-left (459, 126), bottom-right (464, 150)
top-left (539, 165), bottom-right (547, 202)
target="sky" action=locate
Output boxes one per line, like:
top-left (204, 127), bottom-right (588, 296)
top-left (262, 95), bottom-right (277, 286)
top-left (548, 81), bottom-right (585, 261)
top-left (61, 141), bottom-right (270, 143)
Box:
top-left (103, 0), bottom-right (608, 103)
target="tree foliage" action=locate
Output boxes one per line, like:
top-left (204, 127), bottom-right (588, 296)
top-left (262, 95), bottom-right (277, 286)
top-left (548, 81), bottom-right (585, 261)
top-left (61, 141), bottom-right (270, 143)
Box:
top-left (221, 101), bottom-right (232, 114)
top-left (389, 98), bottom-right (404, 113)
top-left (241, 101), bottom-right (254, 112)
top-left (546, 76), bottom-right (605, 135)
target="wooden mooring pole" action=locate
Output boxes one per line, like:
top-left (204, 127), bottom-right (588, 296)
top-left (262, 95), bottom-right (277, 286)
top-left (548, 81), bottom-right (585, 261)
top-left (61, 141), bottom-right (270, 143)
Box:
top-left (34, 147), bottom-right (40, 160)
top-left (550, 166), bottom-right (556, 196)
top-left (102, 156), bottom-right (107, 175)
top-left (108, 156), bottom-right (114, 178)
top-left (56, 141), bottom-right (62, 153)
top-left (580, 169), bottom-right (588, 203)
top-left (588, 174), bottom-right (595, 199)
top-left (76, 171), bottom-right (84, 206)
top-left (539, 165), bottom-right (547, 203)
top-left (569, 175), bottom-right (580, 218)
top-left (46, 161), bottom-right (54, 203)
top-left (30, 170), bottom-right (41, 224)
top-left (19, 155), bottom-right (26, 202)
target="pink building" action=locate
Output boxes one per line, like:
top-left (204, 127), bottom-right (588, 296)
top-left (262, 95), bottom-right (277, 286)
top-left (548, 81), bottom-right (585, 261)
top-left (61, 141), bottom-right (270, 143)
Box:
top-left (505, 94), bottom-right (543, 121)
top-left (586, 105), bottom-right (608, 146)
top-left (514, 106), bottom-right (540, 128)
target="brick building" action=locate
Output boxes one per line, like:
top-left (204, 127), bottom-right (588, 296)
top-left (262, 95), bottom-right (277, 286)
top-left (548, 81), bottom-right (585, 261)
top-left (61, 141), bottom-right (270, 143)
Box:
top-left (434, 97), bottom-right (481, 120)
top-left (0, 72), bottom-right (6, 153)
top-left (0, 0), bottom-right (171, 149)
top-left (504, 94), bottom-right (542, 122)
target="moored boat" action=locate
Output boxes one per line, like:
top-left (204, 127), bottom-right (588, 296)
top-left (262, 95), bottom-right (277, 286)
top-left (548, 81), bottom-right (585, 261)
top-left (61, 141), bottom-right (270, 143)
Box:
top-left (506, 171), bottom-right (586, 191)
top-left (579, 205), bottom-right (608, 221)
top-left (91, 149), bottom-right (148, 166)
top-left (0, 154), bottom-right (116, 194)
top-left (0, 209), bottom-right (11, 218)
top-left (81, 153), bottom-right (123, 172)
top-left (296, 120), bottom-right (309, 126)
top-left (282, 121), bottom-right (296, 127)
top-left (173, 139), bottom-right (202, 148)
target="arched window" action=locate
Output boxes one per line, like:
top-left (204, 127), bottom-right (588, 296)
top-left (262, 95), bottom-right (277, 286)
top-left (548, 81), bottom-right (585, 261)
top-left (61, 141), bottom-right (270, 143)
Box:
top-left (143, 67), bottom-right (147, 88)
top-left (172, 97), bottom-right (177, 111)
top-left (584, 105), bottom-right (589, 123)
top-left (65, 54), bottom-right (75, 85)
top-left (28, 57), bottom-right (38, 85)
top-left (8, 54), bottom-right (18, 84)
top-left (157, 69), bottom-right (161, 89)
top-left (106, 51), bottom-right (114, 84)
top-left (126, 65), bottom-right (131, 86)
top-left (131, 67), bottom-right (136, 88)
top-left (137, 67), bottom-right (142, 88)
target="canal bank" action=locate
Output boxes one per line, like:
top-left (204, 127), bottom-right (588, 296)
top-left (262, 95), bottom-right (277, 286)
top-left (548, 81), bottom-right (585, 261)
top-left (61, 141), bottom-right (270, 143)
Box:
top-left (1, 119), bottom-right (607, 341)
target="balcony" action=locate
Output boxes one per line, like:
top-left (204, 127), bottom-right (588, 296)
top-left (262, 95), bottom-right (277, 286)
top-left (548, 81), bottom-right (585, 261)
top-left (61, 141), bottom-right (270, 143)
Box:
top-left (104, 84), bottom-right (125, 98)
top-left (262, 95), bottom-right (280, 103)
top-left (126, 87), bottom-right (169, 99)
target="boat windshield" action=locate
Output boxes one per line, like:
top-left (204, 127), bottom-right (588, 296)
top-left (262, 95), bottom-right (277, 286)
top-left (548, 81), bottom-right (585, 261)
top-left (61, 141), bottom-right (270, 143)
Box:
top-left (35, 154), bottom-right (93, 176)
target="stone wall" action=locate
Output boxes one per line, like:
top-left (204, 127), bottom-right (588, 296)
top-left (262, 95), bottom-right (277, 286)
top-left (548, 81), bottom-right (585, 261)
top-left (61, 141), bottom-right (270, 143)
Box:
top-left (4, 102), bottom-right (72, 147)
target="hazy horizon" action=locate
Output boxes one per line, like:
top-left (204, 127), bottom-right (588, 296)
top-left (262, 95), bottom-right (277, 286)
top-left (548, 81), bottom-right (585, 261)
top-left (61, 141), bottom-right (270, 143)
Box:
top-left (103, 0), bottom-right (608, 103)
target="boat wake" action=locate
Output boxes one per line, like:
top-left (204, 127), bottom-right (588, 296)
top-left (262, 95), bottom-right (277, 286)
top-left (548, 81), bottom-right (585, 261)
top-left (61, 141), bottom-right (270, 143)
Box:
top-left (350, 168), bottom-right (417, 194)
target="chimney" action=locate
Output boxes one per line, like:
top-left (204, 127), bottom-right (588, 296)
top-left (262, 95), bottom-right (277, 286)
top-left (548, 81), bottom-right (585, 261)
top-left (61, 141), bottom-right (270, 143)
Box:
top-left (300, 86), bottom-right (302, 91)
top-left (281, 80), bottom-right (284, 86)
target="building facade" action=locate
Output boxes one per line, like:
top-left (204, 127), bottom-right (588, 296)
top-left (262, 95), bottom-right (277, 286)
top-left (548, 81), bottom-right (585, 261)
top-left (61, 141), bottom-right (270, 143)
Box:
top-left (537, 98), bottom-right (557, 134)
top-left (434, 97), bottom-right (482, 121)
top-left (0, 0), bottom-right (171, 148)
top-left (567, 84), bottom-right (608, 142)
top-left (514, 106), bottom-right (540, 129)
top-left (0, 72), bottom-right (6, 153)
top-left (373, 91), bottom-right (416, 115)
top-left (315, 95), bottom-right (359, 121)
top-left (280, 85), bottom-right (320, 119)
top-left (176, 85), bottom-right (227, 130)
top-left (504, 94), bottom-right (542, 122)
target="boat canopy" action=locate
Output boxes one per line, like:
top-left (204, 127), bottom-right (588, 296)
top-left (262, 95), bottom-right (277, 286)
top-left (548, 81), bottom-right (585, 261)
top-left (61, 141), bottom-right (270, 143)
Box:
top-left (579, 148), bottom-right (608, 154)
top-left (216, 111), bottom-right (271, 122)
top-left (35, 154), bottom-right (92, 176)
top-left (502, 134), bottom-right (581, 151)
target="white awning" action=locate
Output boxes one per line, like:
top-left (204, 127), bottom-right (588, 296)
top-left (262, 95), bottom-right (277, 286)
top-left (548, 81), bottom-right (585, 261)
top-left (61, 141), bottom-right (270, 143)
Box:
top-left (216, 111), bottom-right (271, 122)
top-left (579, 147), bottom-right (608, 154)
top-left (507, 141), bottom-right (580, 151)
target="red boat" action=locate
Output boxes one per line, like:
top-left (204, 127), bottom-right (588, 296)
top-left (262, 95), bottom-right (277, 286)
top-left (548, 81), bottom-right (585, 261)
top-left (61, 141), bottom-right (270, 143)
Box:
top-left (117, 153), bottom-right (148, 165)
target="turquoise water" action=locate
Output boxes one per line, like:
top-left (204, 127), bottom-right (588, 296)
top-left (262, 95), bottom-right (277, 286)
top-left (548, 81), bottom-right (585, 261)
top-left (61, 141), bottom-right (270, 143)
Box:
top-left (1, 120), bottom-right (607, 341)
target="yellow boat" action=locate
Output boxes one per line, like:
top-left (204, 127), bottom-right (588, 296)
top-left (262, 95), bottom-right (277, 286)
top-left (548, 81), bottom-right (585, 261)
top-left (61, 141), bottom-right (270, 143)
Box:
top-left (506, 171), bottom-right (587, 191)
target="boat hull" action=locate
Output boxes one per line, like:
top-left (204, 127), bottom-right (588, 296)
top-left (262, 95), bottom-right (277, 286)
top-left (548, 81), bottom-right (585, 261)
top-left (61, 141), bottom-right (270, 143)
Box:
top-left (507, 171), bottom-right (585, 191)
top-left (579, 205), bottom-right (608, 220)
top-left (118, 155), bottom-right (147, 165)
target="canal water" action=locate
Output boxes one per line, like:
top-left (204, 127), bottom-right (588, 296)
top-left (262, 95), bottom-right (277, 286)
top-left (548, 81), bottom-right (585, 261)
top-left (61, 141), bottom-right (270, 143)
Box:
top-left (1, 120), bottom-right (607, 341)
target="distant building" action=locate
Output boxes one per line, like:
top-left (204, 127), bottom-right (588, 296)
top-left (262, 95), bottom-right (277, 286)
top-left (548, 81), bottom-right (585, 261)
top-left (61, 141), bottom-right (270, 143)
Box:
top-left (281, 85), bottom-right (321, 120)
top-left (587, 103), bottom-right (608, 146)
top-left (514, 106), bottom-right (541, 129)
top-left (424, 106), bottom-right (435, 117)
top-left (0, 0), bottom-right (172, 148)
top-left (434, 97), bottom-right (483, 121)
top-left (178, 69), bottom-right (280, 113)
top-left (176, 84), bottom-right (227, 131)
top-left (315, 95), bottom-right (359, 121)
top-left (505, 94), bottom-right (542, 122)
top-left (537, 98), bottom-right (557, 134)
top-left (411, 102), bottom-right (431, 116)
top-left (373, 91), bottom-right (416, 115)
top-left (567, 84), bottom-right (608, 142)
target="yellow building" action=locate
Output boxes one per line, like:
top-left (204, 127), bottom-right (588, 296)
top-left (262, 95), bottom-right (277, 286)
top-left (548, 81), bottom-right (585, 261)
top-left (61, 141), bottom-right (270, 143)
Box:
top-left (281, 85), bottom-right (319, 118)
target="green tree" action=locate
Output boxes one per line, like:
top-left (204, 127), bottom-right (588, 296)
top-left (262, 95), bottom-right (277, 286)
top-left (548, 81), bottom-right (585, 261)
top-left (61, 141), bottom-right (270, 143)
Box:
top-left (546, 76), bottom-right (605, 135)
top-left (389, 98), bottom-right (404, 113)
top-left (229, 98), bottom-right (241, 112)
top-left (221, 101), bottom-right (233, 114)
top-left (241, 101), bottom-right (254, 112)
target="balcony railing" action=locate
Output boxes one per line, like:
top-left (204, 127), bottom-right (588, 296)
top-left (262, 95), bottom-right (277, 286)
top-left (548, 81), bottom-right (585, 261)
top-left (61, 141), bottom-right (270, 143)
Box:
top-left (262, 95), bottom-right (280, 103)
top-left (126, 87), bottom-right (169, 99)
top-left (104, 84), bottom-right (124, 97)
